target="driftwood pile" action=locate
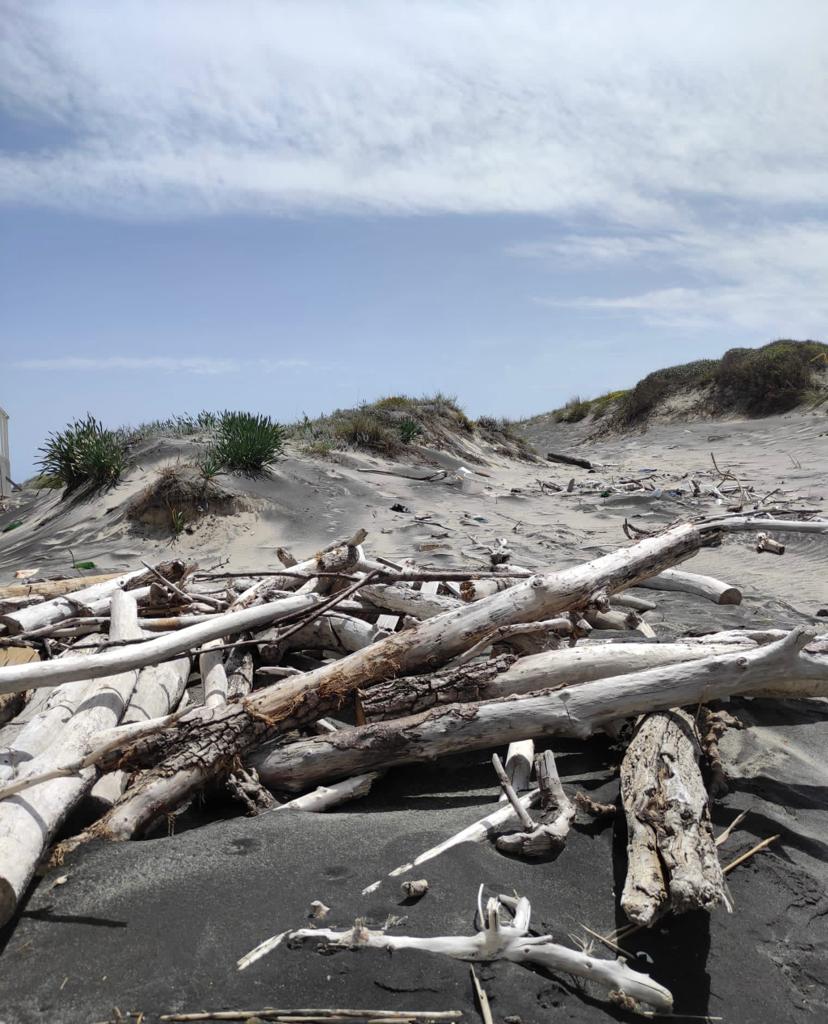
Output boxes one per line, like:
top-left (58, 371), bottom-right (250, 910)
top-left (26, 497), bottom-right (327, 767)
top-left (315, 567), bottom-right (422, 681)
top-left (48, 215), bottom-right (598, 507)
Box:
top-left (1, 511), bottom-right (827, 1016)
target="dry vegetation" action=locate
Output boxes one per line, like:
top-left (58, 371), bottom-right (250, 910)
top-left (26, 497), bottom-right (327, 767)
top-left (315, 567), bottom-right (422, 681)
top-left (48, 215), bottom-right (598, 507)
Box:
top-left (544, 339), bottom-right (828, 429)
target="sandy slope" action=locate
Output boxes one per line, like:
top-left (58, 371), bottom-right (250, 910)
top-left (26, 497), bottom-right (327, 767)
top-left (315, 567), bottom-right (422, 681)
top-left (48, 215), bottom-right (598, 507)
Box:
top-left (0, 412), bottom-right (826, 1022)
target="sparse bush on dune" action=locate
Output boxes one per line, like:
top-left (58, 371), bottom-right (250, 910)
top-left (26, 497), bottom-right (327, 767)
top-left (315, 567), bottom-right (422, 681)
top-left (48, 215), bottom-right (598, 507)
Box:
top-left (713, 340), bottom-right (827, 415)
top-left (553, 395), bottom-right (592, 423)
top-left (616, 359), bottom-right (717, 425)
top-left (611, 340), bottom-right (827, 426)
top-left (37, 414), bottom-right (128, 493)
top-left (332, 409), bottom-right (402, 454)
top-left (206, 411), bottom-right (285, 475)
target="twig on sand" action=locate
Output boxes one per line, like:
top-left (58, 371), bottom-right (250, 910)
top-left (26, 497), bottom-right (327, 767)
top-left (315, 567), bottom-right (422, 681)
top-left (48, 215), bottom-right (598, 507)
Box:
top-left (722, 834), bottom-right (780, 874)
top-left (469, 965), bottom-right (494, 1024)
top-left (161, 1011), bottom-right (462, 1022)
top-left (714, 809), bottom-right (750, 847)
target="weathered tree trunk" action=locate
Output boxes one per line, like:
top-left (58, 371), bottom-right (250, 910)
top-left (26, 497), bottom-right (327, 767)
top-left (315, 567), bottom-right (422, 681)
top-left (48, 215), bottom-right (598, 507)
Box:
top-left (0, 592), bottom-right (143, 926)
top-left (360, 635), bottom-right (764, 721)
top-left (252, 628), bottom-right (822, 791)
top-left (620, 710), bottom-right (728, 927)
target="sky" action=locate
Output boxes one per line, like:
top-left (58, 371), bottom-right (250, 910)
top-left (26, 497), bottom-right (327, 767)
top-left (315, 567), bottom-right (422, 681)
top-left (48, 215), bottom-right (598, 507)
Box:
top-left (1, 1), bottom-right (827, 478)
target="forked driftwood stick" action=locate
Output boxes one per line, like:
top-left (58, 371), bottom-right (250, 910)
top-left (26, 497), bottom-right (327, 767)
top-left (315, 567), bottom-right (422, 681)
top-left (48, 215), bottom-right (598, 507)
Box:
top-left (361, 791), bottom-right (541, 894)
top-left (496, 749), bottom-right (575, 857)
top-left (287, 892), bottom-right (673, 1013)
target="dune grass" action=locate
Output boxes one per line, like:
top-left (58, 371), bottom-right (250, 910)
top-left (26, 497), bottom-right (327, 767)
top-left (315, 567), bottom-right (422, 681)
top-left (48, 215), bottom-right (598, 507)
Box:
top-left (37, 415), bottom-right (129, 493)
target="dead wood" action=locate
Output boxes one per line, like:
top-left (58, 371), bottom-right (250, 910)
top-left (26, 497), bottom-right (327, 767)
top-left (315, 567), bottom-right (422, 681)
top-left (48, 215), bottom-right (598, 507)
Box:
top-left (620, 709), bottom-right (729, 928)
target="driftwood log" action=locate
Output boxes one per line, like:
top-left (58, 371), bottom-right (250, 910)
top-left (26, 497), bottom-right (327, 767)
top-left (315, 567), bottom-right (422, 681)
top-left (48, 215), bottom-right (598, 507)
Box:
top-left (253, 628), bottom-right (823, 791)
top-left (51, 522), bottom-right (713, 846)
top-left (620, 709), bottom-right (729, 927)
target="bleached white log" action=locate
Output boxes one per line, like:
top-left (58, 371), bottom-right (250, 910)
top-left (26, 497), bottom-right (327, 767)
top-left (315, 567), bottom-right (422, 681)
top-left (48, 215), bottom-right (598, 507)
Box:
top-left (0, 591), bottom-right (143, 926)
top-left (200, 639), bottom-right (229, 708)
top-left (231, 545), bottom-right (359, 609)
top-left (89, 655), bottom-right (192, 812)
top-left (274, 772), bottom-right (381, 812)
top-left (358, 584), bottom-right (459, 620)
top-left (0, 635), bottom-right (108, 781)
top-left (0, 593), bottom-right (318, 695)
top-left (610, 594), bottom-right (657, 612)
top-left (253, 628), bottom-right (824, 791)
top-left (638, 568), bottom-right (741, 605)
top-left (123, 657), bottom-right (191, 724)
top-left (497, 739), bottom-right (534, 802)
top-left (288, 893), bottom-right (672, 1013)
top-left (717, 516), bottom-right (828, 534)
top-left (0, 564), bottom-right (178, 635)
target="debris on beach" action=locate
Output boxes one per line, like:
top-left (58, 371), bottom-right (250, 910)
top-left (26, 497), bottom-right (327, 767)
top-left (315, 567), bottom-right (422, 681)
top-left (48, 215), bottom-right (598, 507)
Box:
top-left (0, 487), bottom-right (826, 1016)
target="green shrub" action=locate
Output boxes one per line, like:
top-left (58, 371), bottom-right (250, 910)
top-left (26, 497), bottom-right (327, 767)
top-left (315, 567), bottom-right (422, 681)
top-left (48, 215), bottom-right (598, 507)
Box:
top-left (37, 415), bottom-right (128, 493)
top-left (713, 340), bottom-right (827, 415)
top-left (398, 418), bottom-right (423, 444)
top-left (207, 411), bottom-right (284, 475)
top-left (333, 409), bottom-right (401, 454)
top-left (616, 360), bottom-right (717, 424)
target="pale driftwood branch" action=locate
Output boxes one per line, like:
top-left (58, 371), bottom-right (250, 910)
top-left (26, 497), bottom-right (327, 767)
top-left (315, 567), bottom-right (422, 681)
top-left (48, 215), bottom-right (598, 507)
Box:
top-left (253, 628), bottom-right (823, 791)
top-left (273, 772), bottom-right (381, 813)
top-left (287, 893), bottom-right (672, 1013)
top-left (497, 739), bottom-right (534, 802)
top-left (362, 791), bottom-right (541, 894)
top-left (0, 593), bottom-right (318, 695)
top-left (638, 568), bottom-right (741, 605)
top-left (620, 710), bottom-right (729, 927)
top-left (0, 561), bottom-right (185, 636)
top-left (0, 591), bottom-right (143, 926)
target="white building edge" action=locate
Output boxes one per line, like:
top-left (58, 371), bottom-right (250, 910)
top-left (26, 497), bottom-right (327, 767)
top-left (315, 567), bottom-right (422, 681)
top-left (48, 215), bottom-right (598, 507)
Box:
top-left (0, 406), bottom-right (11, 498)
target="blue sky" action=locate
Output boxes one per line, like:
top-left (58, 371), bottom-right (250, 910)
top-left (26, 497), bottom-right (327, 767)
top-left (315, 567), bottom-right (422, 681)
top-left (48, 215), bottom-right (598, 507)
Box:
top-left (2, 1), bottom-right (827, 478)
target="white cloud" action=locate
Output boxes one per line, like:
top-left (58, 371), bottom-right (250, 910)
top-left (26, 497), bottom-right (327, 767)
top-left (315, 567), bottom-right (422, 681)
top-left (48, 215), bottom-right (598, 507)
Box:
top-left (0, 1), bottom-right (826, 222)
top-left (13, 356), bottom-right (310, 374)
top-left (529, 221), bottom-right (828, 335)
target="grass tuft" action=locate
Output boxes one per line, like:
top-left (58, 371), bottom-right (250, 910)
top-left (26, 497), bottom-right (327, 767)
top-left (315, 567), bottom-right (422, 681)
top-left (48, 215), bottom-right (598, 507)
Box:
top-left (37, 414), bottom-right (128, 493)
top-left (207, 411), bottom-right (284, 475)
